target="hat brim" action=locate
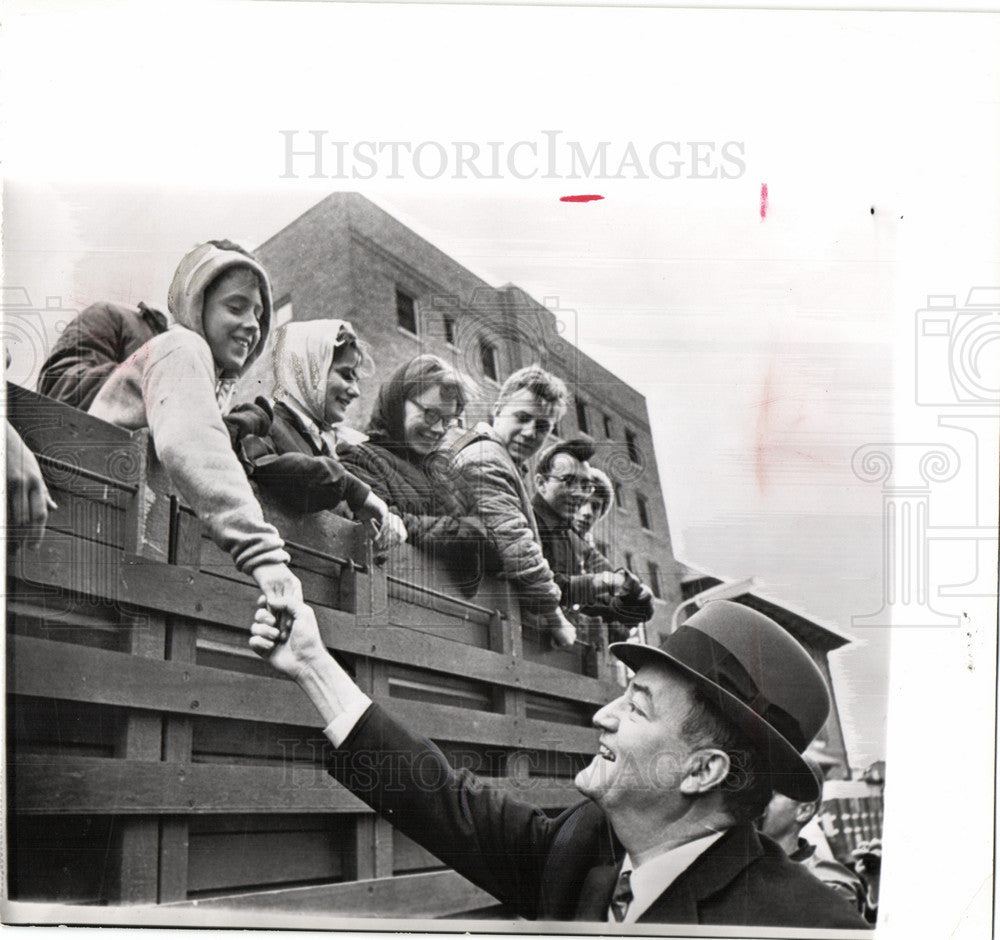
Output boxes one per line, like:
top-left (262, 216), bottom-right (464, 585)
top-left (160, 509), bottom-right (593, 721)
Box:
top-left (610, 641), bottom-right (821, 802)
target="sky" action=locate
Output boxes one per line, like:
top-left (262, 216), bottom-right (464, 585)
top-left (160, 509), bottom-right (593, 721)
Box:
top-left (3, 3), bottom-right (999, 936)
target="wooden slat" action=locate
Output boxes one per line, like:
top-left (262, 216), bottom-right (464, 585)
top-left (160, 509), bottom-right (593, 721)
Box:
top-left (12, 544), bottom-right (618, 704)
top-left (188, 824), bottom-right (348, 894)
top-left (11, 756), bottom-right (365, 815)
top-left (10, 635), bottom-right (600, 751)
top-left (11, 756), bottom-right (582, 815)
top-left (163, 869), bottom-right (496, 916)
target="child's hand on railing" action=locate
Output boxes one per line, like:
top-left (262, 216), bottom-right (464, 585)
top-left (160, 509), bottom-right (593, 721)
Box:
top-left (356, 492), bottom-right (407, 558)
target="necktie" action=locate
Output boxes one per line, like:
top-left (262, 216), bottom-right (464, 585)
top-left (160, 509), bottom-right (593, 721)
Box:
top-left (609, 868), bottom-right (633, 922)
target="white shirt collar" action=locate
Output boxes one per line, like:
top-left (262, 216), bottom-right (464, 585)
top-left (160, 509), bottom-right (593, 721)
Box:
top-left (609, 830), bottom-right (726, 924)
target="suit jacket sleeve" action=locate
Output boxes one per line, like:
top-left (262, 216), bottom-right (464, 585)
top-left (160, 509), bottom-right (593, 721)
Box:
top-left (328, 703), bottom-right (558, 917)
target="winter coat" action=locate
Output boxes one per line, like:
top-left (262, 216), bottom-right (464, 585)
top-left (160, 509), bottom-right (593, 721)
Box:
top-left (37, 301), bottom-right (168, 410)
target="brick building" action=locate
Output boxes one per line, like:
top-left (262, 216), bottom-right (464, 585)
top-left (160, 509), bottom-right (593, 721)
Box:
top-left (249, 193), bottom-right (683, 633)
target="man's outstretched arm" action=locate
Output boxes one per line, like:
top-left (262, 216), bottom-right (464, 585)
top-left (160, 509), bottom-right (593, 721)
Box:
top-left (249, 598), bottom-right (564, 916)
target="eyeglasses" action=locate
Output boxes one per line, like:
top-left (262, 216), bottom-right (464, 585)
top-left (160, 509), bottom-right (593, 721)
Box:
top-left (410, 402), bottom-right (461, 430)
top-left (545, 473), bottom-right (596, 495)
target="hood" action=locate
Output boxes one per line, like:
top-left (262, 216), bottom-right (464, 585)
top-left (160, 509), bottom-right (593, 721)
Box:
top-left (167, 242), bottom-right (273, 378)
top-left (272, 319), bottom-right (357, 429)
top-left (365, 358), bottom-right (413, 459)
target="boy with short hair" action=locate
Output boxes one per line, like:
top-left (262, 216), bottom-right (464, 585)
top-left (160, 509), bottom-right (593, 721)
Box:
top-left (441, 364), bottom-right (576, 646)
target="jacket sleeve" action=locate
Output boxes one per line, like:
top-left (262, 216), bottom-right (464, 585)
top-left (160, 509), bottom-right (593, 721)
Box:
top-left (37, 303), bottom-right (127, 410)
top-left (141, 332), bottom-right (289, 572)
top-left (453, 443), bottom-right (561, 612)
top-left (576, 542), bottom-right (654, 625)
top-left (338, 444), bottom-right (397, 505)
top-left (328, 703), bottom-right (558, 918)
top-left (243, 438), bottom-right (372, 514)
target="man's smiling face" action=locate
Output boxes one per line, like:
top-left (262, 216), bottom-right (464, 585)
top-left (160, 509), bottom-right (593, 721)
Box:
top-left (576, 664), bottom-right (699, 817)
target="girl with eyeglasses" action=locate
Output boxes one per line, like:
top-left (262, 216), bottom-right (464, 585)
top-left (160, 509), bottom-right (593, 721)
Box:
top-left (339, 355), bottom-right (494, 591)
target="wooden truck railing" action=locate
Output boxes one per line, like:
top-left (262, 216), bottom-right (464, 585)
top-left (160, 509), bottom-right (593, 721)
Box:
top-left (5, 384), bottom-right (621, 916)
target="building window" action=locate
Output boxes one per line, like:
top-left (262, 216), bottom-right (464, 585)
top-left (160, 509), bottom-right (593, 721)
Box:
top-left (575, 399), bottom-right (589, 434)
top-left (480, 341), bottom-right (499, 382)
top-left (602, 413), bottom-right (613, 438)
top-left (396, 288), bottom-right (417, 334)
top-left (614, 485), bottom-right (624, 509)
top-left (273, 297), bottom-right (293, 328)
top-left (636, 493), bottom-right (651, 530)
top-left (625, 427), bottom-right (640, 464)
top-left (646, 561), bottom-right (662, 599)
top-left (442, 314), bottom-right (456, 346)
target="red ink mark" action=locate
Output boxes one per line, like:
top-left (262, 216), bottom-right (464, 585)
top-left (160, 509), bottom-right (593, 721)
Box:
top-left (560, 194), bottom-right (604, 203)
top-left (759, 183), bottom-right (768, 220)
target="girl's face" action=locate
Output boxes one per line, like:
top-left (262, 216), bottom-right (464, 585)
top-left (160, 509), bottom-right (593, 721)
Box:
top-left (202, 269), bottom-right (263, 372)
top-left (323, 347), bottom-right (362, 425)
top-left (402, 385), bottom-right (461, 456)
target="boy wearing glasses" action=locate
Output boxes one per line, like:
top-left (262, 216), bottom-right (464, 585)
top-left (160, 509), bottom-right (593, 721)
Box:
top-left (533, 437), bottom-right (655, 640)
top-left (442, 365), bottom-right (577, 647)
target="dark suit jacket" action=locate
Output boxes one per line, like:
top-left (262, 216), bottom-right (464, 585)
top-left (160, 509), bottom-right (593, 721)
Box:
top-left (328, 703), bottom-right (869, 928)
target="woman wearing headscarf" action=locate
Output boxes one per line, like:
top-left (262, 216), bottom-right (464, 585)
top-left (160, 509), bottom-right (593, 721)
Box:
top-left (236, 319), bottom-right (405, 550)
top-left (339, 355), bottom-right (495, 590)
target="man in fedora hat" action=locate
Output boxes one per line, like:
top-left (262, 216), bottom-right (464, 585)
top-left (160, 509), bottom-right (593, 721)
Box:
top-left (249, 597), bottom-right (869, 928)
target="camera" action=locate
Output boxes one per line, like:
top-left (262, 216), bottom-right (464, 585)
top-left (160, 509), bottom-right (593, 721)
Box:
top-left (915, 289), bottom-right (1000, 406)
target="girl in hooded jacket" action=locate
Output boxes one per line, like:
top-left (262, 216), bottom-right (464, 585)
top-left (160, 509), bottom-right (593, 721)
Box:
top-left (235, 319), bottom-right (406, 553)
top-left (88, 240), bottom-right (300, 610)
top-left (338, 355), bottom-right (496, 592)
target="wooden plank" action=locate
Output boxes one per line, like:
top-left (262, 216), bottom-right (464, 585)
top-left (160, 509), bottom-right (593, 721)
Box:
top-left (111, 611), bottom-right (165, 904)
top-left (10, 636), bottom-right (601, 751)
top-left (160, 617), bottom-right (197, 902)
top-left (187, 824), bottom-right (348, 894)
top-left (11, 538), bottom-right (620, 704)
top-left (11, 756), bottom-right (366, 815)
top-left (164, 868), bottom-right (496, 917)
top-left (11, 756), bottom-right (582, 815)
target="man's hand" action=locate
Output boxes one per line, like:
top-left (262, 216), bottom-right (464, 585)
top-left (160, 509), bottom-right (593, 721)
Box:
top-left (356, 492), bottom-right (407, 554)
top-left (249, 594), bottom-right (327, 680)
top-left (251, 562), bottom-right (303, 611)
top-left (7, 422), bottom-right (58, 549)
top-left (551, 608), bottom-right (578, 649)
top-left (592, 570), bottom-right (630, 601)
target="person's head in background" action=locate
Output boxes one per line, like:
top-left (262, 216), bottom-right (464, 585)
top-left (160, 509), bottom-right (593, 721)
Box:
top-left (491, 365), bottom-right (568, 466)
top-left (368, 355), bottom-right (468, 459)
top-left (272, 319), bottom-right (371, 429)
top-left (758, 754), bottom-right (826, 854)
top-left (535, 437), bottom-right (598, 522)
top-left (572, 466), bottom-right (614, 538)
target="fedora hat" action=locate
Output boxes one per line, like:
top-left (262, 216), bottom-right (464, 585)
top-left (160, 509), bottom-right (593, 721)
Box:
top-left (610, 600), bottom-right (831, 801)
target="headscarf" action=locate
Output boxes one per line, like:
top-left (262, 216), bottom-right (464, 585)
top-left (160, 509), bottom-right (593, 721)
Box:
top-left (272, 319), bottom-right (358, 442)
top-left (365, 359), bottom-right (412, 458)
top-left (167, 242), bottom-right (273, 409)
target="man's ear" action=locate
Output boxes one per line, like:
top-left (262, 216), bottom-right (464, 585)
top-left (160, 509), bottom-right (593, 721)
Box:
top-left (794, 800), bottom-right (818, 825)
top-left (679, 749), bottom-right (730, 795)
